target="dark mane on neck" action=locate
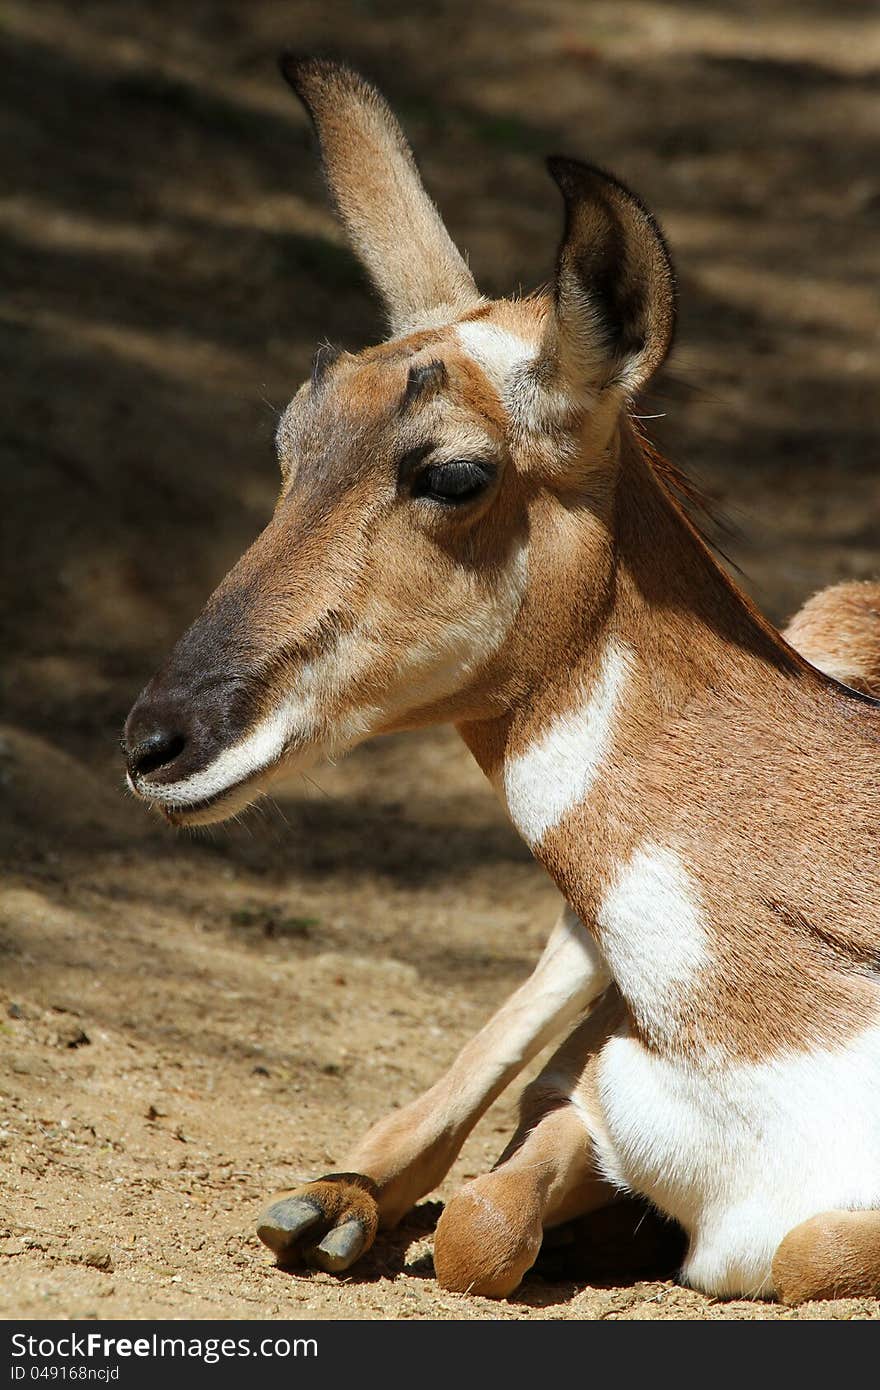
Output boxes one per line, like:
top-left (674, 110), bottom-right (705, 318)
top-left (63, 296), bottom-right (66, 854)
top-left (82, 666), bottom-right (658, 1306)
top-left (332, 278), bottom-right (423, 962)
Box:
top-left (623, 428), bottom-right (804, 675)
top-left (631, 429), bottom-right (880, 708)
top-left (636, 430), bottom-right (737, 563)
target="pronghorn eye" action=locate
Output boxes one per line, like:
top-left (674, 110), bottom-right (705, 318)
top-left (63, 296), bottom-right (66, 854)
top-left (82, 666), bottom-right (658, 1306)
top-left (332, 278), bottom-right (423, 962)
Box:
top-left (412, 459), bottom-right (496, 505)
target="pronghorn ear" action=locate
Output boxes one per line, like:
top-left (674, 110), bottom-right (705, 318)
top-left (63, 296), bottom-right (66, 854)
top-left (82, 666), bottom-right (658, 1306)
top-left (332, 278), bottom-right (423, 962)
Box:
top-left (541, 156), bottom-right (676, 398)
top-left (280, 55), bottom-right (482, 335)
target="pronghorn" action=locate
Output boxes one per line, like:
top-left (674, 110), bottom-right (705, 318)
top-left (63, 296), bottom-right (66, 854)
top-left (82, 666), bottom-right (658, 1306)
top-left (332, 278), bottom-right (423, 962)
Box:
top-left (123, 57), bottom-right (880, 1305)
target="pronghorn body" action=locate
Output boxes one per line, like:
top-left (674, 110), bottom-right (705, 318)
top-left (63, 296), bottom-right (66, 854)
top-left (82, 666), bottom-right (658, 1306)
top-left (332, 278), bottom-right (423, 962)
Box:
top-left (448, 439), bottom-right (880, 1299)
top-left (124, 58), bottom-right (880, 1304)
top-left (784, 581), bottom-right (880, 698)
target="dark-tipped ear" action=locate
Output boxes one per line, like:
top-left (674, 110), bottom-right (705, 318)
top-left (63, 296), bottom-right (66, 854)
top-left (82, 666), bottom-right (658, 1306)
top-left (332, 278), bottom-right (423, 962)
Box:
top-left (280, 55), bottom-right (482, 335)
top-left (541, 156), bottom-right (676, 398)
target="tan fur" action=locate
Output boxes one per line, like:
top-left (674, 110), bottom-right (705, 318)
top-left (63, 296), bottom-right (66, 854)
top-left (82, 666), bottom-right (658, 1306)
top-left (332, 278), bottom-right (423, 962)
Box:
top-left (772, 1210), bottom-right (880, 1303)
top-left (434, 1101), bottom-right (609, 1297)
top-left (433, 989), bottom-right (676, 1296)
top-left (460, 436), bottom-right (880, 1063)
top-left (784, 580), bottom-right (880, 696)
top-left (544, 159), bottom-right (676, 396)
top-left (281, 57), bottom-right (481, 333)
top-left (124, 60), bottom-right (880, 1303)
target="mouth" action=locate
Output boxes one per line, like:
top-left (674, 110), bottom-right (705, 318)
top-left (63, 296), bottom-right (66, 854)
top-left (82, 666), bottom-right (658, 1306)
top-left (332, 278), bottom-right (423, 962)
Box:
top-left (124, 707), bottom-right (342, 828)
top-left (126, 767), bottom-right (271, 827)
top-left (159, 790), bottom-right (234, 826)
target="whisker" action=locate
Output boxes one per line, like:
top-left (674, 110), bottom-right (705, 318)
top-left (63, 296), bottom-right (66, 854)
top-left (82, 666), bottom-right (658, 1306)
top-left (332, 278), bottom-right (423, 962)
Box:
top-left (301, 772), bottom-right (331, 799)
top-left (266, 795), bottom-right (293, 830)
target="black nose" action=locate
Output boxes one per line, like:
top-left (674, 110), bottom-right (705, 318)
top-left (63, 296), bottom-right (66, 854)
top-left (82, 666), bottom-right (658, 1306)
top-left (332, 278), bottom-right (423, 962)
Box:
top-left (125, 656), bottom-right (251, 790)
top-left (126, 726), bottom-right (187, 781)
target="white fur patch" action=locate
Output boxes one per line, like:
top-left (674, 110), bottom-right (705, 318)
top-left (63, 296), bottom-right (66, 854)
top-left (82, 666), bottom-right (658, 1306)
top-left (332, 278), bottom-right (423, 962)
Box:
top-left (455, 321), bottom-right (537, 395)
top-left (594, 1021), bottom-right (880, 1297)
top-left (500, 641), bottom-right (632, 847)
top-left (596, 844), bottom-right (710, 1044)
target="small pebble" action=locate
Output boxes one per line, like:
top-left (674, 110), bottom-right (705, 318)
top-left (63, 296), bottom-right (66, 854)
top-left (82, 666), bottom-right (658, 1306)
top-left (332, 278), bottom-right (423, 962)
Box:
top-left (83, 1247), bottom-right (114, 1273)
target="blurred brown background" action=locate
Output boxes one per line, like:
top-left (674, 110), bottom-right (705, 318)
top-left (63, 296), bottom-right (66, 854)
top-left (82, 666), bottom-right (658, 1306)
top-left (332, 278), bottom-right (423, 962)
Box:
top-left (1, 0), bottom-right (878, 1320)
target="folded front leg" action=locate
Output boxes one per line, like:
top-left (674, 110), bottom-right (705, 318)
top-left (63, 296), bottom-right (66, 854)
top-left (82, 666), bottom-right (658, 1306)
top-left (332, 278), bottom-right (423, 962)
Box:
top-left (257, 907), bottom-right (609, 1273)
top-left (433, 989), bottom-right (623, 1295)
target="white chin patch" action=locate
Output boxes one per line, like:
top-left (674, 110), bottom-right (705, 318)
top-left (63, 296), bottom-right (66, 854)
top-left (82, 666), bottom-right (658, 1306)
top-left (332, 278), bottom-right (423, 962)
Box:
top-left (128, 761), bottom-right (272, 827)
top-left (164, 773), bottom-right (274, 826)
top-left (130, 716), bottom-right (343, 826)
top-left (135, 709), bottom-right (306, 810)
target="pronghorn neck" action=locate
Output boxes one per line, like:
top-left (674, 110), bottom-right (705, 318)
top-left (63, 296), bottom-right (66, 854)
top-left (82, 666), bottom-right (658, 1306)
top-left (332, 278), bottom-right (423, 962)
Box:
top-left (608, 432), bottom-right (799, 725)
top-left (460, 435), bottom-right (880, 1061)
top-left (459, 426), bottom-right (802, 888)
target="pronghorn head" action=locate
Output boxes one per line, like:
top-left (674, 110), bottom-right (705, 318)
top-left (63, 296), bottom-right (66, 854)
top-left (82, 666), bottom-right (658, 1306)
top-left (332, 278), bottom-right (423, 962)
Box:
top-left (124, 57), bottom-right (676, 825)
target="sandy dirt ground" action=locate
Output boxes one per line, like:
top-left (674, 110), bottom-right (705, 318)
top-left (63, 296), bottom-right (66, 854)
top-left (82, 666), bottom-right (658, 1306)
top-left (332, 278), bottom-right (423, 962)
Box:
top-left (1, 0), bottom-right (879, 1321)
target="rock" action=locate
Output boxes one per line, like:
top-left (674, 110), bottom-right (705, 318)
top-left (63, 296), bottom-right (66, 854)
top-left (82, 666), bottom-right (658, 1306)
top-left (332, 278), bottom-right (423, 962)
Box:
top-left (82, 1247), bottom-right (114, 1273)
top-left (49, 999), bottom-right (82, 1017)
top-left (10, 1056), bottom-right (50, 1078)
